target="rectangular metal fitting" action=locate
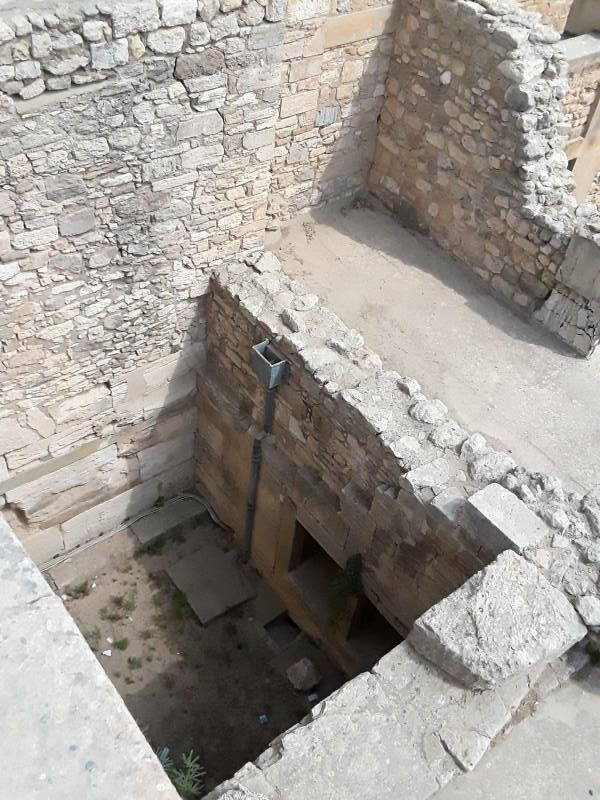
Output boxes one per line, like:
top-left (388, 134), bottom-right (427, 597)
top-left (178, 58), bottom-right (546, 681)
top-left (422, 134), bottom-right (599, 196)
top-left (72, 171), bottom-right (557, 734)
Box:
top-left (251, 340), bottom-right (289, 388)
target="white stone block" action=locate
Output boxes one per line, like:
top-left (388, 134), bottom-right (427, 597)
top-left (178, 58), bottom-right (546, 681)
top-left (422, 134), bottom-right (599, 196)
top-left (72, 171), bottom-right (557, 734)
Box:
top-left (61, 479), bottom-right (161, 550)
top-left (409, 551), bottom-right (586, 689)
top-left (465, 482), bottom-right (550, 555)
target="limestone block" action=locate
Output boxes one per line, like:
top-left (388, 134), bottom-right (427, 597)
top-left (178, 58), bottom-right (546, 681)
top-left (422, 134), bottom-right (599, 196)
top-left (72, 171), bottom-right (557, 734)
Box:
top-left (43, 53), bottom-right (89, 76)
top-left (111, 0), bottom-right (160, 37)
top-left (147, 26), bottom-right (185, 54)
top-left (174, 49), bottom-right (225, 79)
top-left (189, 21), bottom-right (210, 46)
top-left (211, 13), bottom-right (239, 40)
top-left (237, 64), bottom-right (281, 93)
top-left (5, 446), bottom-right (127, 526)
top-left (138, 434), bottom-right (195, 481)
top-left (280, 90), bottom-right (319, 119)
top-left (575, 595), bottom-right (600, 626)
top-left (31, 32), bottom-right (52, 58)
top-left (181, 143), bottom-right (224, 168)
top-left (400, 458), bottom-right (450, 492)
top-left (287, 0), bottom-right (328, 21)
top-left (61, 479), bottom-right (161, 550)
top-left (160, 0), bottom-right (198, 25)
top-left (0, 423), bottom-right (38, 456)
top-left (21, 527), bottom-right (64, 565)
top-left (12, 225), bottom-right (58, 250)
top-left (58, 208), bottom-right (95, 237)
top-left (82, 20), bottom-right (107, 42)
top-left (177, 111), bottom-right (223, 139)
top-left (409, 551), bottom-right (586, 689)
top-left (0, 20), bottom-right (15, 45)
top-left (464, 482), bottom-right (550, 556)
top-left (19, 78), bottom-right (45, 100)
top-left (46, 174), bottom-right (87, 203)
top-left (48, 385), bottom-right (112, 426)
top-left (266, 0), bottom-right (287, 20)
top-left (468, 449), bottom-right (516, 483)
top-left (90, 38), bottom-right (130, 69)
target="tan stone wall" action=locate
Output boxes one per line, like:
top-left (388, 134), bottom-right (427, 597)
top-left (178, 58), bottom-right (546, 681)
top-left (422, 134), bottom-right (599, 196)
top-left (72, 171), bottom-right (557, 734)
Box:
top-left (564, 60), bottom-right (600, 139)
top-left (369, 0), bottom-right (575, 314)
top-left (519, 0), bottom-right (572, 31)
top-left (195, 275), bottom-right (488, 673)
top-left (269, 4), bottom-right (396, 221)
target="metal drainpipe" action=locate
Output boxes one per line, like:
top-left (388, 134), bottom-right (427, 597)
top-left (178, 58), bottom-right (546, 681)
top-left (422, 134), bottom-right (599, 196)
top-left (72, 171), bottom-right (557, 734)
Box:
top-left (242, 340), bottom-right (289, 562)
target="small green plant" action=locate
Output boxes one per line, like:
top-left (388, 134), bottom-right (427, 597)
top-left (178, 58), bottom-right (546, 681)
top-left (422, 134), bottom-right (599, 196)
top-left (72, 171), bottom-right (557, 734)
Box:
top-left (83, 626), bottom-right (101, 651)
top-left (140, 629), bottom-right (154, 640)
top-left (67, 580), bottom-right (90, 599)
top-left (158, 748), bottom-right (205, 799)
top-left (100, 589), bottom-right (137, 621)
top-left (115, 638), bottom-right (129, 651)
top-left (331, 554), bottom-right (363, 618)
top-left (128, 656), bottom-right (143, 670)
top-left (163, 674), bottom-right (175, 690)
top-left (586, 640), bottom-right (600, 666)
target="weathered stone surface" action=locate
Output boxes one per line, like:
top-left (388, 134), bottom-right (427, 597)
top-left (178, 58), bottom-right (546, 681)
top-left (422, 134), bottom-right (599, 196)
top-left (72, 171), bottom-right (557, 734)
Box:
top-left (90, 38), bottom-right (129, 69)
top-left (468, 450), bottom-right (516, 483)
top-left (286, 657), bottom-right (321, 691)
top-left (138, 434), bottom-right (195, 481)
top-left (409, 397), bottom-right (448, 425)
top-left (5, 446), bottom-right (127, 526)
top-left (575, 594), bottom-right (600, 626)
top-left (147, 26), bottom-right (185, 54)
top-left (0, 423), bottom-right (38, 456)
top-left (174, 49), bottom-right (225, 79)
top-left (111, 0), bottom-right (160, 37)
top-left (61, 479), bottom-right (161, 550)
top-left (58, 208), bottom-right (95, 236)
top-left (160, 0), bottom-right (197, 25)
top-left (465, 482), bottom-right (550, 556)
top-left (409, 551), bottom-right (586, 689)
top-left (177, 111), bottom-right (223, 139)
top-left (401, 458), bottom-right (450, 492)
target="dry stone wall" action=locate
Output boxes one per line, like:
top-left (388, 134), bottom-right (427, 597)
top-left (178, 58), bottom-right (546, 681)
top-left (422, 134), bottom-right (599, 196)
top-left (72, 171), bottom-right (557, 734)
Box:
top-left (369, 0), bottom-right (600, 356)
top-left (519, 0), bottom-right (573, 31)
top-left (0, 0), bottom-right (285, 561)
top-left (196, 251), bottom-right (600, 660)
top-left (269, 1), bottom-right (396, 221)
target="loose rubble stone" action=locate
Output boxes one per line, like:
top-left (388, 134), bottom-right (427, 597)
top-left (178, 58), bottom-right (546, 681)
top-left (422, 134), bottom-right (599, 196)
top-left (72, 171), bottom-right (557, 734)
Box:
top-left (91, 38), bottom-right (129, 69)
top-left (409, 551), bottom-right (587, 689)
top-left (575, 595), bottom-right (600, 626)
top-left (286, 657), bottom-right (321, 691)
top-left (468, 449), bottom-right (516, 483)
top-left (409, 397), bottom-right (448, 425)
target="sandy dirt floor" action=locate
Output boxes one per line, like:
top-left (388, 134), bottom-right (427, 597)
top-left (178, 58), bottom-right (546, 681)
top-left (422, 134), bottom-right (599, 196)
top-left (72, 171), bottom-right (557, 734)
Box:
top-left (53, 515), bottom-right (343, 793)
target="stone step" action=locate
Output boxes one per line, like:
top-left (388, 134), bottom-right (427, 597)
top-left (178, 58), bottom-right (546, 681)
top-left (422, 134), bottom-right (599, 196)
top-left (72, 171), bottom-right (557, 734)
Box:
top-left (130, 496), bottom-right (207, 546)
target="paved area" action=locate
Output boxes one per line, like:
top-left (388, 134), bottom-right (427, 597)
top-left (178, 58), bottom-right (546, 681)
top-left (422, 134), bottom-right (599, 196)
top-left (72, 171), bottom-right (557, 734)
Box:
top-left (272, 202), bottom-right (600, 492)
top-left (434, 666), bottom-right (600, 799)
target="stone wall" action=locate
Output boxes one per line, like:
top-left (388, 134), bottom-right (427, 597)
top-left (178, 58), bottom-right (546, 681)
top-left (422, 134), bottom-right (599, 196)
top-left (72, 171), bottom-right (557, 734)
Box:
top-left (196, 251), bottom-right (600, 673)
top-left (269, 2), bottom-right (396, 221)
top-left (368, 0), bottom-right (600, 356)
top-left (0, 0), bottom-right (285, 561)
top-left (520, 0), bottom-right (572, 32)
top-left (564, 57), bottom-right (600, 139)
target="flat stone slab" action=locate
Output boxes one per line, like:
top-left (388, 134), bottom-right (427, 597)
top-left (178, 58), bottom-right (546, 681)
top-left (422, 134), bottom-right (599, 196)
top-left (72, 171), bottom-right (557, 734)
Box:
top-left (166, 544), bottom-right (256, 624)
top-left (408, 551), bottom-right (586, 689)
top-left (131, 496), bottom-right (206, 545)
top-left (464, 482), bottom-right (550, 555)
top-left (0, 515), bottom-right (178, 800)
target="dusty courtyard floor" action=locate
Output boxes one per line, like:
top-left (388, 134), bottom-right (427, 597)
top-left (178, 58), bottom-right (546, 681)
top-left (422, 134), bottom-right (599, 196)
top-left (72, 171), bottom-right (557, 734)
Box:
top-left (51, 514), bottom-right (343, 793)
top-left (271, 200), bottom-right (600, 493)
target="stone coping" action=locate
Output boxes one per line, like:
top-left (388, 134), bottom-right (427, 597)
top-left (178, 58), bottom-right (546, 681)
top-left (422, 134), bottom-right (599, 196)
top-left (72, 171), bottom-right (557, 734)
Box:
top-left (0, 514), bottom-right (179, 800)
top-left (559, 31), bottom-right (600, 71)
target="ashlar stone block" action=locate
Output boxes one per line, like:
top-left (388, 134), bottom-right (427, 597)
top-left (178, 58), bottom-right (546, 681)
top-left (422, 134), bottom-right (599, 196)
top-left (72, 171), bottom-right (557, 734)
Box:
top-left (408, 550), bottom-right (586, 689)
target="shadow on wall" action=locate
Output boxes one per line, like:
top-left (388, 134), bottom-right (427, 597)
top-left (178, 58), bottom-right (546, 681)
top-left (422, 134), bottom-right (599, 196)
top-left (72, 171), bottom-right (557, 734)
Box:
top-left (2, 297), bottom-right (208, 566)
